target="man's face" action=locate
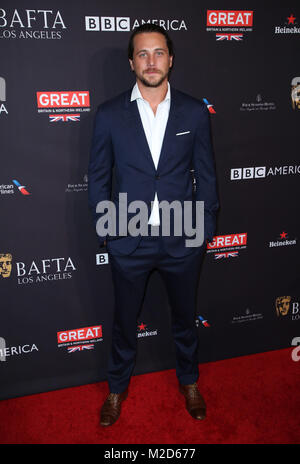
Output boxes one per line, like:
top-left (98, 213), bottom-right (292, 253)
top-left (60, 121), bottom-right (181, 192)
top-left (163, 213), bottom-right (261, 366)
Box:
top-left (129, 32), bottom-right (173, 88)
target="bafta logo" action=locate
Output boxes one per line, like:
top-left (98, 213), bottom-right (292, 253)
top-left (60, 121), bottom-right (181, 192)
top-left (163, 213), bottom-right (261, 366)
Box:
top-left (0, 253), bottom-right (12, 278)
top-left (275, 296), bottom-right (291, 316)
top-left (291, 77), bottom-right (300, 110)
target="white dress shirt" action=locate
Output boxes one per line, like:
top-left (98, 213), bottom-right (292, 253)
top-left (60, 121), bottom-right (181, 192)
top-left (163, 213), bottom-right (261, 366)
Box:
top-left (130, 81), bottom-right (170, 226)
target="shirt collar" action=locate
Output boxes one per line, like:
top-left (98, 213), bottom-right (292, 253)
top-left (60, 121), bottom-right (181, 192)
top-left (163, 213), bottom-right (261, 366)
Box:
top-left (131, 81), bottom-right (170, 103)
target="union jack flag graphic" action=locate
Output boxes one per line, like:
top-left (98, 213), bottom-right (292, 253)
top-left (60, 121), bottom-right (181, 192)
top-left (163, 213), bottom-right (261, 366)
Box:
top-left (12, 179), bottom-right (30, 195)
top-left (216, 34), bottom-right (243, 41)
top-left (67, 344), bottom-right (94, 353)
top-left (215, 251), bottom-right (239, 259)
top-left (49, 114), bottom-right (80, 122)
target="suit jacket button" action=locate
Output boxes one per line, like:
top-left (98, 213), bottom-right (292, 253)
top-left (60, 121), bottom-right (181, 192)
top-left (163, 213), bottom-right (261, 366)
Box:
top-left (155, 175), bottom-right (160, 180)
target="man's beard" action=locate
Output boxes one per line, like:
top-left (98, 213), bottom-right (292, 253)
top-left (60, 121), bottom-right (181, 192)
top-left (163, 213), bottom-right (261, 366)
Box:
top-left (138, 69), bottom-right (169, 88)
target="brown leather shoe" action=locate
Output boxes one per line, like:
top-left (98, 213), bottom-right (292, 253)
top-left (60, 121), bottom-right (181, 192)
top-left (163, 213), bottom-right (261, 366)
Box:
top-left (179, 383), bottom-right (206, 420)
top-left (100, 388), bottom-right (128, 427)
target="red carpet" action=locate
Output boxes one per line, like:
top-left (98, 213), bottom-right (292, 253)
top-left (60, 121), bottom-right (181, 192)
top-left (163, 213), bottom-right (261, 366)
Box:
top-left (0, 348), bottom-right (299, 444)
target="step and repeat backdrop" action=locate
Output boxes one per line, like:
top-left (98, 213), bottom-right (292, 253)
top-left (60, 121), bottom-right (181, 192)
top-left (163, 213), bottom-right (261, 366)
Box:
top-left (1, 2), bottom-right (299, 400)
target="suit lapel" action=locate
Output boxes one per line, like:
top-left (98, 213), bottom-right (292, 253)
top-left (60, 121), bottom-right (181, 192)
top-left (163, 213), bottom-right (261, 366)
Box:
top-left (157, 87), bottom-right (183, 172)
top-left (123, 85), bottom-right (184, 173)
top-left (123, 89), bottom-right (156, 172)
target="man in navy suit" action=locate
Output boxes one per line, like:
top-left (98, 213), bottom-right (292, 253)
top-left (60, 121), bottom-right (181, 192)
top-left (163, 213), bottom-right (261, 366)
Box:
top-left (88, 24), bottom-right (219, 426)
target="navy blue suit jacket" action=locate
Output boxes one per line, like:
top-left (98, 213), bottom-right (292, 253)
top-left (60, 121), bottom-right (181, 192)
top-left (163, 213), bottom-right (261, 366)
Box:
top-left (88, 85), bottom-right (219, 257)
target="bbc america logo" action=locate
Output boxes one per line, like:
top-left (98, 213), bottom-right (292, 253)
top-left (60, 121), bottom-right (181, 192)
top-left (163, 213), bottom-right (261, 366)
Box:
top-left (85, 16), bottom-right (188, 32)
top-left (231, 165), bottom-right (300, 180)
top-left (85, 16), bottom-right (130, 31)
top-left (231, 167), bottom-right (266, 180)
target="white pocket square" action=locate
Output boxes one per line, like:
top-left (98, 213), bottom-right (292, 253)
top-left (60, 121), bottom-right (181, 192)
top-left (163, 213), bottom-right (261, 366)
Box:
top-left (176, 131), bottom-right (190, 136)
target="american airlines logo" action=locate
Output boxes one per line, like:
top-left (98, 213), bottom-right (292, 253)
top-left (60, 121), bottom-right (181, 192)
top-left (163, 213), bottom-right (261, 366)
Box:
top-left (12, 179), bottom-right (30, 195)
top-left (195, 315), bottom-right (210, 328)
top-left (0, 179), bottom-right (30, 196)
top-left (203, 98), bottom-right (216, 114)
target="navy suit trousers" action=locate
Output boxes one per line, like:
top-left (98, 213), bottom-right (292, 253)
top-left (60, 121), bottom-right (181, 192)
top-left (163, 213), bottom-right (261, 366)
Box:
top-left (107, 230), bottom-right (205, 393)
